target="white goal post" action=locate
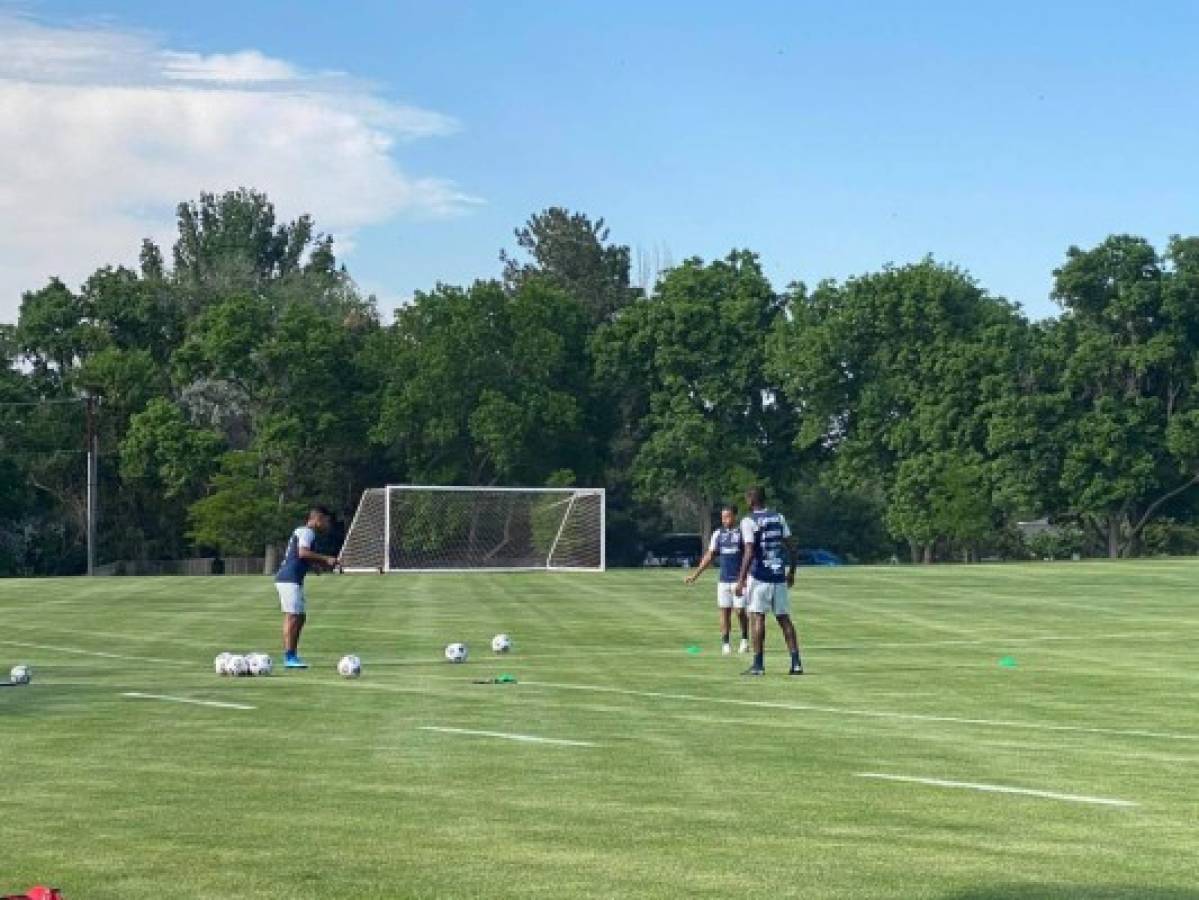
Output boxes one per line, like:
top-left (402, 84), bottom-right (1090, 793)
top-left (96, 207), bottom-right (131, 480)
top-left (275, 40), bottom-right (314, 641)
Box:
top-left (339, 485), bottom-right (606, 573)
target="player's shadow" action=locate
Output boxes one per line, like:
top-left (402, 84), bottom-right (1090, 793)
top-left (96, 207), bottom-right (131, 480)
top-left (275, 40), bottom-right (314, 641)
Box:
top-left (811, 664), bottom-right (981, 675)
top-left (809, 644), bottom-right (873, 651)
top-left (0, 682), bottom-right (113, 718)
top-left (946, 885), bottom-right (1199, 899)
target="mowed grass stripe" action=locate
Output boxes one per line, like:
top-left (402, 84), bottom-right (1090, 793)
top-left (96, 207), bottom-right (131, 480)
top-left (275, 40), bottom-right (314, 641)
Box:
top-left (3, 563), bottom-right (1199, 898)
top-left (516, 679), bottom-right (1199, 742)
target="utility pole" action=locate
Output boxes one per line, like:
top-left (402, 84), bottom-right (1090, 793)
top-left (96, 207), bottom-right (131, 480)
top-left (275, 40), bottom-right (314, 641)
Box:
top-left (85, 394), bottom-right (98, 576)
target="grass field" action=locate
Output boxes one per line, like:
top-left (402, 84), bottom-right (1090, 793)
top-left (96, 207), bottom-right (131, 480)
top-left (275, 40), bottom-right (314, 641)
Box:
top-left (2, 563), bottom-right (1199, 899)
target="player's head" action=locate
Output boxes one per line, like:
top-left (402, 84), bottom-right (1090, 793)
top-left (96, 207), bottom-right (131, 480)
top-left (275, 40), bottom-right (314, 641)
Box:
top-left (307, 505), bottom-right (333, 532)
top-left (720, 504), bottom-right (737, 528)
top-left (745, 486), bottom-right (766, 510)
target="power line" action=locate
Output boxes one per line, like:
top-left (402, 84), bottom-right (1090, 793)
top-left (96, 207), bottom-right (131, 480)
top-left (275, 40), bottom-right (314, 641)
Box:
top-left (0, 398), bottom-right (90, 408)
top-left (0, 449), bottom-right (121, 460)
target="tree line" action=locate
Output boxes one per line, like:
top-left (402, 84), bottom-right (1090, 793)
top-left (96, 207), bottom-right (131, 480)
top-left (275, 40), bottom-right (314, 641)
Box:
top-left (4, 188), bottom-right (1199, 574)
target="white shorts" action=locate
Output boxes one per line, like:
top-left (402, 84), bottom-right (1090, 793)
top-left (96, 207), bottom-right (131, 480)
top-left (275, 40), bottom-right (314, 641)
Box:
top-left (747, 579), bottom-right (790, 617)
top-left (276, 582), bottom-right (306, 614)
top-left (717, 582), bottom-right (745, 610)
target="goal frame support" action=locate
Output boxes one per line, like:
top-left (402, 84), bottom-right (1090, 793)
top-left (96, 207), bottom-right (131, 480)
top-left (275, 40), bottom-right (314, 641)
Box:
top-left (340, 485), bottom-right (606, 574)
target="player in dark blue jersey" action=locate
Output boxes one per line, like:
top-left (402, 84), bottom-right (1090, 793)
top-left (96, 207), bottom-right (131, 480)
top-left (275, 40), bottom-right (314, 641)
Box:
top-left (274, 505), bottom-right (340, 669)
top-left (684, 505), bottom-right (750, 655)
top-left (734, 486), bottom-right (803, 676)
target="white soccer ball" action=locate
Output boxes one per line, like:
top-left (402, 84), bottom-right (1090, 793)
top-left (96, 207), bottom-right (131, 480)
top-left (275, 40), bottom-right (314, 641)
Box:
top-left (337, 654), bottom-right (362, 679)
top-left (214, 652), bottom-right (233, 676)
top-left (9, 664), bottom-right (31, 685)
top-left (491, 633), bottom-right (512, 654)
top-left (226, 654), bottom-right (249, 677)
top-left (248, 653), bottom-right (273, 677)
top-left (445, 642), bottom-right (469, 664)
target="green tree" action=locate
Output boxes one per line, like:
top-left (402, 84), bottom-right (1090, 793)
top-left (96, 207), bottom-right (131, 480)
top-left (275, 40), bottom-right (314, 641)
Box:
top-left (15, 278), bottom-right (100, 381)
top-left (121, 399), bottom-right (222, 499)
top-left (594, 251), bottom-right (789, 539)
top-left (502, 207), bottom-right (639, 325)
top-left (1040, 235), bottom-right (1199, 557)
top-left (81, 265), bottom-right (184, 362)
top-left (188, 451), bottom-right (299, 557)
top-left (171, 188), bottom-right (334, 294)
top-left (372, 278), bottom-right (593, 486)
top-left (175, 291), bottom-right (376, 560)
top-left (779, 476), bottom-right (893, 562)
top-left (768, 259), bottom-right (1023, 561)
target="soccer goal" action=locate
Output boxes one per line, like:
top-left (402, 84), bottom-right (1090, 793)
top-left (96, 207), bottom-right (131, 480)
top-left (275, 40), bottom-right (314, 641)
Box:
top-left (339, 486), bottom-right (605, 573)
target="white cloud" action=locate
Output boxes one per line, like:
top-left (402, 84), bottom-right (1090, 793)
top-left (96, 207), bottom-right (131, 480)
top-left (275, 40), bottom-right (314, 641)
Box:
top-left (161, 50), bottom-right (301, 84)
top-left (0, 15), bottom-right (479, 324)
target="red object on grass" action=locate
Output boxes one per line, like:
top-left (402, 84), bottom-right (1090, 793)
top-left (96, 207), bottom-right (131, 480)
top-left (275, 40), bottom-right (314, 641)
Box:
top-left (2, 888), bottom-right (64, 900)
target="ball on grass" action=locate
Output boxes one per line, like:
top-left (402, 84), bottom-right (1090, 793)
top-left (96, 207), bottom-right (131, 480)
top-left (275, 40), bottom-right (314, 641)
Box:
top-left (491, 633), bottom-right (512, 654)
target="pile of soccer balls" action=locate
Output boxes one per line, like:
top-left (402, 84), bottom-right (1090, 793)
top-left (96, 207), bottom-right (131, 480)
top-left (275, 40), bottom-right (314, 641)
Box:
top-left (444, 633), bottom-right (512, 663)
top-left (212, 634), bottom-right (511, 680)
top-left (9, 664), bottom-right (32, 685)
top-left (214, 652), bottom-right (273, 677)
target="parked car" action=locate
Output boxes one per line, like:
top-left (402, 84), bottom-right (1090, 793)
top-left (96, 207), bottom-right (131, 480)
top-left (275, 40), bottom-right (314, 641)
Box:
top-left (643, 533), bottom-right (703, 568)
top-left (794, 548), bottom-right (844, 566)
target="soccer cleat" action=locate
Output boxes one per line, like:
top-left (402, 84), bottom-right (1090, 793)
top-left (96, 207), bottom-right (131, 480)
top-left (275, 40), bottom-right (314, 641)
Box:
top-left (738, 638), bottom-right (749, 654)
top-left (741, 665), bottom-right (765, 677)
top-left (722, 643), bottom-right (732, 656)
top-left (789, 664), bottom-right (805, 676)
top-left (283, 653), bottom-right (308, 669)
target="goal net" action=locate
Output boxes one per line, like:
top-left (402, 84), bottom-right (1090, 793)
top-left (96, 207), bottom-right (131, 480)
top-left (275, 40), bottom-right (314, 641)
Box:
top-left (339, 486), bottom-right (605, 573)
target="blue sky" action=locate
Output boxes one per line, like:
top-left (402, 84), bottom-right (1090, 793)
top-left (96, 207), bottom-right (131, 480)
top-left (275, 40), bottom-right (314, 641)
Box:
top-left (5, 1), bottom-right (1199, 321)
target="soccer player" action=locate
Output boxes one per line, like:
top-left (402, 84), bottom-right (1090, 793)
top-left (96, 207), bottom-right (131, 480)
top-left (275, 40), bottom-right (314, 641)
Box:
top-left (685, 504), bottom-right (750, 655)
top-left (734, 486), bottom-right (804, 676)
top-left (275, 505), bottom-right (340, 669)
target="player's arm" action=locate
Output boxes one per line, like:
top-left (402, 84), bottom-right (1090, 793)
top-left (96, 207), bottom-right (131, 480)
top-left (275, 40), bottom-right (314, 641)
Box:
top-left (785, 537), bottom-right (799, 587)
top-left (298, 546), bottom-right (339, 567)
top-left (686, 531), bottom-right (721, 584)
top-left (296, 528), bottom-right (339, 569)
top-left (735, 519), bottom-right (757, 596)
top-left (782, 515), bottom-right (797, 587)
top-left (684, 549), bottom-right (716, 584)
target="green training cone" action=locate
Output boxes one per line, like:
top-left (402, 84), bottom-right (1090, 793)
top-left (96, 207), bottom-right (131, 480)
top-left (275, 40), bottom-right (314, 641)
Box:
top-left (998, 656), bottom-right (1018, 668)
top-left (684, 644), bottom-right (703, 655)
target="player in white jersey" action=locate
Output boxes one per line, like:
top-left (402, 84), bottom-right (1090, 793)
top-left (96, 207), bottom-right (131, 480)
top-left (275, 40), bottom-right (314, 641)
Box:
top-left (734, 485), bottom-right (804, 676)
top-left (684, 505), bottom-right (750, 655)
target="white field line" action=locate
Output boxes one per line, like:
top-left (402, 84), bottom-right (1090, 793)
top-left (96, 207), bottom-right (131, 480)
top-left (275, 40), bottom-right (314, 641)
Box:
top-left (518, 681), bottom-right (1199, 742)
top-left (121, 691), bottom-right (255, 710)
top-left (855, 773), bottom-right (1138, 807)
top-left (0, 639), bottom-right (185, 666)
top-left (418, 725), bottom-right (598, 747)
